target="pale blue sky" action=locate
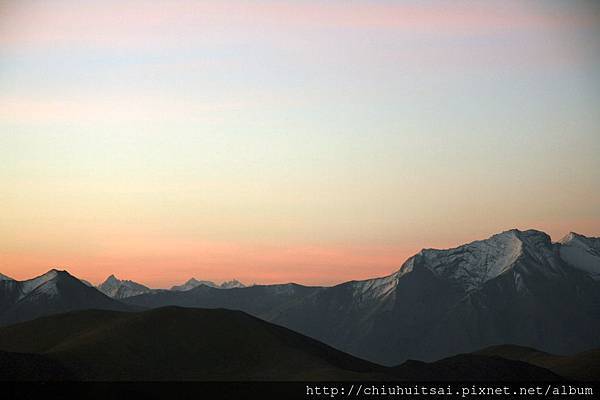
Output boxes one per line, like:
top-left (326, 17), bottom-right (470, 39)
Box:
top-left (1, 0), bottom-right (599, 285)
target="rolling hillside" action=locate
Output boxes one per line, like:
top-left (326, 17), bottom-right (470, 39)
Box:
top-left (0, 307), bottom-right (559, 381)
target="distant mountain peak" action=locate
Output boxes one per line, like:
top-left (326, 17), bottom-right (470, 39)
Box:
top-left (171, 278), bottom-right (218, 291)
top-left (171, 277), bottom-right (245, 291)
top-left (97, 275), bottom-right (152, 299)
top-left (183, 278), bottom-right (206, 287)
top-left (48, 267), bottom-right (70, 274)
top-left (221, 279), bottom-right (245, 289)
top-left (104, 274), bottom-right (120, 283)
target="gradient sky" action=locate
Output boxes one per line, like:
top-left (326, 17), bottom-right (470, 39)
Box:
top-left (1, 0), bottom-right (599, 287)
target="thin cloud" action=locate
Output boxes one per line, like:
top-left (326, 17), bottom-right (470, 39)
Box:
top-left (1, 0), bottom-right (597, 51)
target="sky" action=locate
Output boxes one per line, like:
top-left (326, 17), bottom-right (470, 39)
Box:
top-left (1, 0), bottom-right (599, 288)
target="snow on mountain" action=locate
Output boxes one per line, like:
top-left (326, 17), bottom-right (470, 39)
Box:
top-left (26, 279), bottom-right (60, 299)
top-left (18, 269), bottom-right (90, 301)
top-left (395, 229), bottom-right (572, 293)
top-left (171, 278), bottom-right (218, 291)
top-left (171, 278), bottom-right (245, 291)
top-left (413, 230), bottom-right (523, 291)
top-left (348, 273), bottom-right (399, 303)
top-left (345, 229), bottom-right (565, 307)
top-left (559, 232), bottom-right (600, 280)
top-left (97, 274), bottom-right (153, 299)
top-left (220, 279), bottom-right (245, 289)
top-left (0, 273), bottom-right (13, 281)
top-left (19, 269), bottom-right (60, 299)
top-left (14, 269), bottom-right (95, 298)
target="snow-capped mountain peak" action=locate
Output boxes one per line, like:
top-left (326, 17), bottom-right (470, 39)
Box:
top-left (558, 232), bottom-right (600, 280)
top-left (171, 278), bottom-right (218, 291)
top-left (342, 229), bottom-right (568, 305)
top-left (97, 274), bottom-right (153, 299)
top-left (395, 229), bottom-right (566, 292)
top-left (406, 230), bottom-right (524, 291)
top-left (104, 274), bottom-right (120, 284)
top-left (20, 269), bottom-right (64, 297)
top-left (220, 279), bottom-right (245, 289)
top-left (14, 269), bottom-right (78, 300)
top-left (171, 278), bottom-right (246, 291)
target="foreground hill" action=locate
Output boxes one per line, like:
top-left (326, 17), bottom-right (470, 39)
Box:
top-left (0, 270), bottom-right (133, 326)
top-left (392, 354), bottom-right (561, 381)
top-left (477, 345), bottom-right (600, 381)
top-left (0, 307), bottom-right (388, 380)
top-left (124, 229), bottom-right (600, 365)
top-left (0, 307), bottom-right (559, 381)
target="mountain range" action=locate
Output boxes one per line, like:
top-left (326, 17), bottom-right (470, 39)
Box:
top-left (1, 229), bottom-right (599, 369)
top-left (171, 277), bottom-right (246, 291)
top-left (95, 275), bottom-right (246, 299)
top-left (122, 229), bottom-right (600, 365)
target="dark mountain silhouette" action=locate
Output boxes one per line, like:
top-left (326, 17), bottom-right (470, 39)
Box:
top-left (126, 283), bottom-right (321, 320)
top-left (392, 354), bottom-right (560, 381)
top-left (0, 307), bottom-right (559, 381)
top-left (0, 269), bottom-right (133, 326)
top-left (0, 307), bottom-right (388, 380)
top-left (124, 229), bottom-right (600, 365)
top-left (477, 345), bottom-right (600, 381)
